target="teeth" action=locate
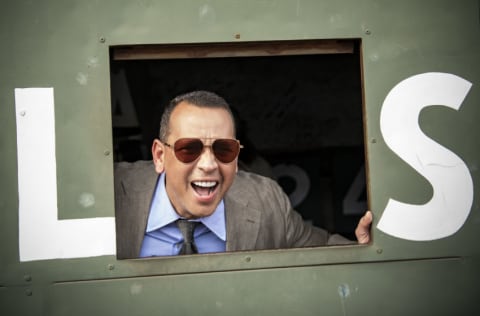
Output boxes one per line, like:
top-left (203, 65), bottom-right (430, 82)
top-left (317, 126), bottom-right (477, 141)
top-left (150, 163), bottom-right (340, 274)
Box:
top-left (192, 181), bottom-right (217, 188)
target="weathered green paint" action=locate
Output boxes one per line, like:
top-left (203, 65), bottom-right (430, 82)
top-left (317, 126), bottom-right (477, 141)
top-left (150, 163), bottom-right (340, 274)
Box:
top-left (1, 0), bottom-right (479, 315)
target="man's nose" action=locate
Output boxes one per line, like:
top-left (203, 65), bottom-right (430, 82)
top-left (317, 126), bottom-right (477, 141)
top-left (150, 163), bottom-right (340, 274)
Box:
top-left (196, 146), bottom-right (218, 171)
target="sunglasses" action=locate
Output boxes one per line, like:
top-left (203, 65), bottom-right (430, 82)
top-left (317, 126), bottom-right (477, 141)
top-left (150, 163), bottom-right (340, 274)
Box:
top-left (164, 138), bottom-right (243, 164)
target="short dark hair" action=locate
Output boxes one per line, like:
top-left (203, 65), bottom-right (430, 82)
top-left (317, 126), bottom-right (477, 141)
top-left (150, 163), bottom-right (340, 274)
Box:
top-left (159, 90), bottom-right (236, 141)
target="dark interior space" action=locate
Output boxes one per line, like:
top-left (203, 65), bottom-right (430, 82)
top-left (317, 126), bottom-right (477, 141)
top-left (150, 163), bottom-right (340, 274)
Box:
top-left (110, 39), bottom-right (366, 240)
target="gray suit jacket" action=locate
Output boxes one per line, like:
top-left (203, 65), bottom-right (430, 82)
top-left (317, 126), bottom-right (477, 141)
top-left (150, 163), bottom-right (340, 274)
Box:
top-left (114, 161), bottom-right (352, 259)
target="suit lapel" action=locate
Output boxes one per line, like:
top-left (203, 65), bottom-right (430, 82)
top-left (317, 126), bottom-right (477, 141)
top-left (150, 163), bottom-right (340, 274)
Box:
top-left (119, 162), bottom-right (159, 257)
top-left (224, 192), bottom-right (261, 251)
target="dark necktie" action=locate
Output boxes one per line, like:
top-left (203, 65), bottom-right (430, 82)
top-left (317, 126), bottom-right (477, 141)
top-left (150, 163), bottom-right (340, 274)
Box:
top-left (176, 219), bottom-right (199, 255)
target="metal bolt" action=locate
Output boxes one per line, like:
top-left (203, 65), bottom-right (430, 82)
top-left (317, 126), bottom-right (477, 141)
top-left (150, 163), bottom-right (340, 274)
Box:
top-left (99, 37), bottom-right (106, 43)
top-left (19, 110), bottom-right (26, 116)
top-left (104, 149), bottom-right (111, 156)
top-left (25, 289), bottom-right (33, 296)
top-left (371, 138), bottom-right (377, 144)
top-left (376, 248), bottom-right (383, 254)
top-left (365, 29), bottom-right (371, 35)
top-left (24, 275), bottom-right (32, 282)
top-left (245, 256), bottom-right (251, 262)
top-left (108, 264), bottom-right (115, 270)
top-left (234, 33), bottom-right (241, 39)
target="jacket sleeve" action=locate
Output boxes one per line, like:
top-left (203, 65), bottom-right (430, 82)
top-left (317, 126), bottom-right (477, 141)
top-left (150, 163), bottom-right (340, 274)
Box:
top-left (266, 175), bottom-right (354, 247)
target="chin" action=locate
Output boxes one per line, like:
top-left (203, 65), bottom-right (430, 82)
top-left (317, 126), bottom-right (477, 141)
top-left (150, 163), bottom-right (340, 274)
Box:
top-left (197, 209), bottom-right (216, 218)
top-left (191, 205), bottom-right (217, 218)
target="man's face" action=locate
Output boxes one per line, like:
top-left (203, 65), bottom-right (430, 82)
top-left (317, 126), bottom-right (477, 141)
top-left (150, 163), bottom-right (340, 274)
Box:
top-left (152, 101), bottom-right (238, 219)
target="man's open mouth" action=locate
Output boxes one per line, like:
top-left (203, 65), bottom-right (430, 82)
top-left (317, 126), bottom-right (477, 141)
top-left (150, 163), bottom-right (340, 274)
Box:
top-left (191, 181), bottom-right (219, 197)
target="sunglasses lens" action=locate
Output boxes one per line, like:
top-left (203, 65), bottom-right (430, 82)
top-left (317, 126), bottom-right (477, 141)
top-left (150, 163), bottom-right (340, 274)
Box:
top-left (173, 138), bottom-right (204, 163)
top-left (172, 138), bottom-right (240, 163)
top-left (212, 139), bottom-right (240, 163)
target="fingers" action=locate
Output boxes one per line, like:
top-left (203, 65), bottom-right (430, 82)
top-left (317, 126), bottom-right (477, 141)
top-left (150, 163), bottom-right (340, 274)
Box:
top-left (362, 210), bottom-right (373, 226)
top-left (355, 210), bottom-right (373, 244)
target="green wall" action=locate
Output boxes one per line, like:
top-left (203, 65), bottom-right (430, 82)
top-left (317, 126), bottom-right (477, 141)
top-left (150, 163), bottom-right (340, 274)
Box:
top-left (1, 0), bottom-right (479, 315)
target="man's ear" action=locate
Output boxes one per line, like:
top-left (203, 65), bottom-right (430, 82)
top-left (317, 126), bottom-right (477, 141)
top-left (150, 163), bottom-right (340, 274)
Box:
top-left (151, 139), bottom-right (165, 174)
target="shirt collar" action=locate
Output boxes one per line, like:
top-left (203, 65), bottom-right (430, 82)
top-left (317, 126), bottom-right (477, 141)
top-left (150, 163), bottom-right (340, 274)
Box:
top-left (145, 172), bottom-right (226, 241)
top-left (199, 200), bottom-right (226, 241)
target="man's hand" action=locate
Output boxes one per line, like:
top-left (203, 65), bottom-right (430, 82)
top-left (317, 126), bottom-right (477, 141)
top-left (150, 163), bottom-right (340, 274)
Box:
top-left (355, 210), bottom-right (373, 244)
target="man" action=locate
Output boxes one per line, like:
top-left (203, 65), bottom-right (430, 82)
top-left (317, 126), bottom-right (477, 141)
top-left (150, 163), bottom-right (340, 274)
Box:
top-left (115, 90), bottom-right (372, 258)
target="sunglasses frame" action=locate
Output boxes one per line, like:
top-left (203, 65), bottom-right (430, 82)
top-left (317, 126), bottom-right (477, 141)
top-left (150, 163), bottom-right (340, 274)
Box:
top-left (163, 137), bottom-right (243, 164)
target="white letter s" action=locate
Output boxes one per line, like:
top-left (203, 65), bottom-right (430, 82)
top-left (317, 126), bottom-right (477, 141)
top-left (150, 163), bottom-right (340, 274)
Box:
top-left (377, 72), bottom-right (473, 241)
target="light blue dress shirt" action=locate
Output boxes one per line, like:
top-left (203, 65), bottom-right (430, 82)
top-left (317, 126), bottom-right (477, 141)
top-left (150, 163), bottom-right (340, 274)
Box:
top-left (139, 172), bottom-right (226, 257)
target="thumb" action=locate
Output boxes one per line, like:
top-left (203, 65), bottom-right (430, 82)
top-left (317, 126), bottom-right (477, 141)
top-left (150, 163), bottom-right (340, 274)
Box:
top-left (355, 210), bottom-right (373, 244)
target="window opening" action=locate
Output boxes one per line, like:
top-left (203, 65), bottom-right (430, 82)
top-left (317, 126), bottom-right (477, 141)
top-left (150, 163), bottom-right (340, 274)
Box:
top-left (110, 39), bottom-right (366, 246)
